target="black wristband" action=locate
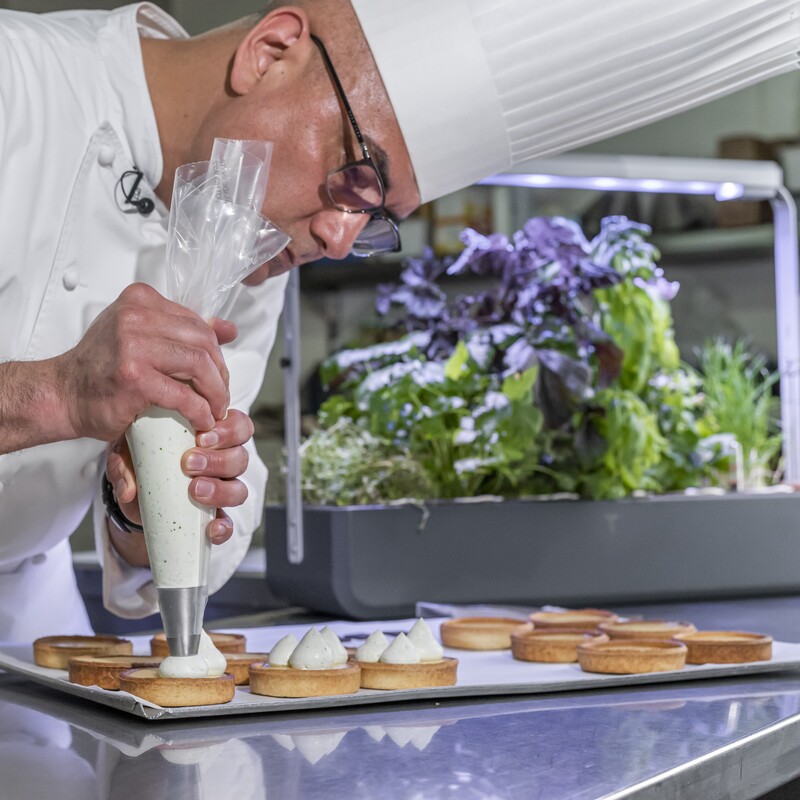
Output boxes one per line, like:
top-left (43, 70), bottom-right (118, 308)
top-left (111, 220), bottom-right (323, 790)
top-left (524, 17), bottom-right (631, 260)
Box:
top-left (101, 474), bottom-right (144, 533)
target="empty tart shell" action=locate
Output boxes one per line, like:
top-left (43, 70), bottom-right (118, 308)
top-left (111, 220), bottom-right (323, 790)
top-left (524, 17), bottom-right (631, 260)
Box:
top-left (529, 609), bottom-right (618, 631)
top-left (150, 631), bottom-right (247, 658)
top-left (511, 628), bottom-right (609, 663)
top-left (117, 667), bottom-right (235, 707)
top-left (599, 620), bottom-right (697, 640)
top-left (673, 631), bottom-right (773, 664)
top-left (68, 654), bottom-right (163, 690)
top-left (248, 662), bottom-right (361, 698)
top-left (578, 639), bottom-right (687, 674)
top-left (439, 617), bottom-right (531, 650)
top-left (223, 653), bottom-right (272, 685)
top-left (358, 658), bottom-right (458, 690)
top-left (33, 635), bottom-right (133, 669)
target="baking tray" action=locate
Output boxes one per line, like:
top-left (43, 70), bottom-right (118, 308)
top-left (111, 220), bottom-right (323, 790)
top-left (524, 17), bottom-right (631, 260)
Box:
top-left (1, 618), bottom-right (799, 721)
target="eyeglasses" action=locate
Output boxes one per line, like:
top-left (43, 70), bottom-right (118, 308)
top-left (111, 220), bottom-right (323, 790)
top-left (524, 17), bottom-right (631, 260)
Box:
top-left (310, 34), bottom-right (401, 258)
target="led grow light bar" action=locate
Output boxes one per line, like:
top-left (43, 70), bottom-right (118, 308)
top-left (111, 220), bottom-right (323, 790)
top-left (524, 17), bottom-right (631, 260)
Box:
top-left (479, 153), bottom-right (784, 201)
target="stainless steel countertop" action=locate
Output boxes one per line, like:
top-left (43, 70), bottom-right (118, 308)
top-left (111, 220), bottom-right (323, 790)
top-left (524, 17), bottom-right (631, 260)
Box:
top-left (4, 595), bottom-right (800, 800)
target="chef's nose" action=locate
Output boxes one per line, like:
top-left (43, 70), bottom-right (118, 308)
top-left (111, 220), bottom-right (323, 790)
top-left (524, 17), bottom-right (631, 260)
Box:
top-left (310, 210), bottom-right (370, 261)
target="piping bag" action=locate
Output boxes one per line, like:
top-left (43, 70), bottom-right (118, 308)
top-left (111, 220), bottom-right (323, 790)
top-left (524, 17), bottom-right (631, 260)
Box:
top-left (126, 139), bottom-right (290, 658)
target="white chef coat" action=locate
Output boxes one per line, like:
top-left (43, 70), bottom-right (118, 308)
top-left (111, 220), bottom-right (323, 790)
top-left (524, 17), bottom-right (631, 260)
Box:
top-left (0, 3), bottom-right (288, 642)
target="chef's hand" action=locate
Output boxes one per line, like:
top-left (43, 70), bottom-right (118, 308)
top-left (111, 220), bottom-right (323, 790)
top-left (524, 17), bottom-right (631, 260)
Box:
top-left (58, 283), bottom-right (234, 443)
top-left (105, 409), bottom-right (253, 567)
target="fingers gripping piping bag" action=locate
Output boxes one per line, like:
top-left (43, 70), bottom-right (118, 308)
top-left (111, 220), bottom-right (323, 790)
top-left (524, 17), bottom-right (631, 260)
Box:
top-left (126, 139), bottom-right (289, 661)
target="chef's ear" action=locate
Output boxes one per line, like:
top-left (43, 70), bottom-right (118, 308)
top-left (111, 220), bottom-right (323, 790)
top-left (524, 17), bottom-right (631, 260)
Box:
top-left (230, 7), bottom-right (311, 95)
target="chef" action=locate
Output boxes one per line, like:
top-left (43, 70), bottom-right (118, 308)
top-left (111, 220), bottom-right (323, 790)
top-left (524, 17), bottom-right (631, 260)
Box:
top-left (1, 0), bottom-right (798, 641)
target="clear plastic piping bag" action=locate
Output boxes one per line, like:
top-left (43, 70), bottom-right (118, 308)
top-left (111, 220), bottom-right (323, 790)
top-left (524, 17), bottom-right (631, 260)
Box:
top-left (125, 139), bottom-right (290, 634)
top-left (165, 138), bottom-right (290, 319)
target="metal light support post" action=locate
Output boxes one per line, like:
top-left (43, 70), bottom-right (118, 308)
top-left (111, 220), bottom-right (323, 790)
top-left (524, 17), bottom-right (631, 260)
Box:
top-left (283, 155), bottom-right (800, 565)
top-left (771, 186), bottom-right (800, 482)
top-left (282, 269), bottom-right (304, 564)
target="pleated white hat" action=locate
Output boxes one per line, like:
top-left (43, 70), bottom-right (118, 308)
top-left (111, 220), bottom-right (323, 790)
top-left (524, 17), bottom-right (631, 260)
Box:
top-left (351, 0), bottom-right (800, 203)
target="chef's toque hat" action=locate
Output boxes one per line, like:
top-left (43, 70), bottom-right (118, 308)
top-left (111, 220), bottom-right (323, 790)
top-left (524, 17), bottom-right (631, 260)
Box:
top-left (351, 0), bottom-right (800, 203)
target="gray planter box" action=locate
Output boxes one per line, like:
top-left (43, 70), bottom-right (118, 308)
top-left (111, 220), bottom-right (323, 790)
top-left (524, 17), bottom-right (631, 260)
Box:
top-left (263, 493), bottom-right (800, 620)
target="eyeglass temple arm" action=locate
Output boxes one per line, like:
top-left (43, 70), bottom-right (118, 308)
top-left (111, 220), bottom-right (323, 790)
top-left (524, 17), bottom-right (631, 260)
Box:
top-left (309, 33), bottom-right (370, 159)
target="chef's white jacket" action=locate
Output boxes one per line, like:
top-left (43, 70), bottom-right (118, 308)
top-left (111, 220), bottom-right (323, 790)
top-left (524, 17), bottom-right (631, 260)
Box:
top-left (0, 3), bottom-right (287, 642)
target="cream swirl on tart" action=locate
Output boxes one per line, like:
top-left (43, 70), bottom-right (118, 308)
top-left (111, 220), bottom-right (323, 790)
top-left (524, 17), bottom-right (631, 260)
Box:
top-left (268, 634), bottom-right (299, 666)
top-left (198, 629), bottom-right (227, 676)
top-left (289, 628), bottom-right (335, 669)
top-left (250, 627), bottom-right (360, 698)
top-left (355, 631), bottom-right (390, 662)
top-left (407, 618), bottom-right (444, 660)
top-left (358, 620), bottom-right (458, 690)
top-left (320, 626), bottom-right (349, 664)
top-left (157, 628), bottom-right (230, 679)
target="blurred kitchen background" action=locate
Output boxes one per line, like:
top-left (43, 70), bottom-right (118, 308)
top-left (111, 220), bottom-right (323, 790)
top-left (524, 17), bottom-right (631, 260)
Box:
top-left (12, 0), bottom-right (800, 549)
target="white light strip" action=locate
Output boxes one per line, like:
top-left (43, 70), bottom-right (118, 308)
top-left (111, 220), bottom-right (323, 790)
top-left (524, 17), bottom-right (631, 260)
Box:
top-left (478, 154), bottom-right (784, 200)
top-left (481, 173), bottom-right (745, 199)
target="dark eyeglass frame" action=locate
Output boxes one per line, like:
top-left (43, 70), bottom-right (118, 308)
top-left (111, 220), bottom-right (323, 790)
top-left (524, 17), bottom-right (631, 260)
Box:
top-left (310, 33), bottom-right (401, 257)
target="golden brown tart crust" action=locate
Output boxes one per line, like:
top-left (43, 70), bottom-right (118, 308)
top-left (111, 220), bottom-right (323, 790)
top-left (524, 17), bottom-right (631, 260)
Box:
top-left (577, 639), bottom-right (687, 674)
top-left (222, 653), bottom-right (271, 685)
top-left (599, 620), bottom-right (697, 640)
top-left (511, 629), bottom-right (609, 663)
top-left (673, 631), bottom-right (773, 664)
top-left (68, 654), bottom-right (162, 690)
top-left (529, 609), bottom-right (618, 631)
top-left (33, 635), bottom-right (133, 669)
top-left (248, 662), bottom-right (361, 698)
top-left (358, 657), bottom-right (458, 690)
top-left (117, 667), bottom-right (235, 707)
top-left (440, 617), bottom-right (531, 650)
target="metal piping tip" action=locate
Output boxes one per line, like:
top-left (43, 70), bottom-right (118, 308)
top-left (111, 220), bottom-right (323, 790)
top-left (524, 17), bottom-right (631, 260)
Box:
top-left (157, 586), bottom-right (208, 657)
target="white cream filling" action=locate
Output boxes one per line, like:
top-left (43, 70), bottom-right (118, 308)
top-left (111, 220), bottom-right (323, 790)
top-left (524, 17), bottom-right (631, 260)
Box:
top-left (320, 626), bottom-right (349, 664)
top-left (288, 628), bottom-right (335, 670)
top-left (406, 618), bottom-right (444, 661)
top-left (198, 630), bottom-right (227, 677)
top-left (379, 632), bottom-right (420, 664)
top-left (269, 634), bottom-right (299, 666)
top-left (158, 654), bottom-right (209, 679)
top-left (356, 630), bottom-right (389, 663)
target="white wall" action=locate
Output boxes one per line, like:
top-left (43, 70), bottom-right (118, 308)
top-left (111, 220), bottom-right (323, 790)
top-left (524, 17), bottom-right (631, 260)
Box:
top-left (578, 72), bottom-right (800, 158)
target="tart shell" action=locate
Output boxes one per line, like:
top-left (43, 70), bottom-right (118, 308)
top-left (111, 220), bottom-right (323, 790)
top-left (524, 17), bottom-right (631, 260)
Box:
top-left (673, 631), bottom-right (773, 664)
top-left (223, 653), bottom-right (271, 685)
top-left (117, 667), bottom-right (235, 707)
top-left (439, 617), bottom-right (531, 650)
top-left (599, 620), bottom-right (697, 640)
top-left (529, 609), bottom-right (618, 631)
top-left (150, 631), bottom-right (247, 658)
top-left (248, 662), bottom-right (361, 698)
top-left (68, 655), bottom-right (163, 690)
top-left (511, 629), bottom-right (609, 663)
top-left (577, 639), bottom-right (687, 674)
top-left (33, 635), bottom-right (133, 669)
top-left (358, 657), bottom-right (458, 690)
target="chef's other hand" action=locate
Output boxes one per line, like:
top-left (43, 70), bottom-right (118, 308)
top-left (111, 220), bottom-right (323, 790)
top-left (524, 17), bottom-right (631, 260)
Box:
top-left (58, 283), bottom-right (236, 442)
top-left (107, 408), bottom-right (252, 545)
top-left (182, 408), bottom-right (253, 544)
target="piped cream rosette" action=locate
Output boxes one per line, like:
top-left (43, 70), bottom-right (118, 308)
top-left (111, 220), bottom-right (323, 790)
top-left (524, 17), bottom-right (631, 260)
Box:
top-left (356, 619), bottom-right (458, 690)
top-left (249, 627), bottom-right (360, 697)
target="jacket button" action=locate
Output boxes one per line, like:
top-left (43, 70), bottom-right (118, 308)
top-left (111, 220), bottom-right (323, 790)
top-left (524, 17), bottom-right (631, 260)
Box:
top-left (62, 268), bottom-right (80, 291)
top-left (98, 145), bottom-right (115, 167)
